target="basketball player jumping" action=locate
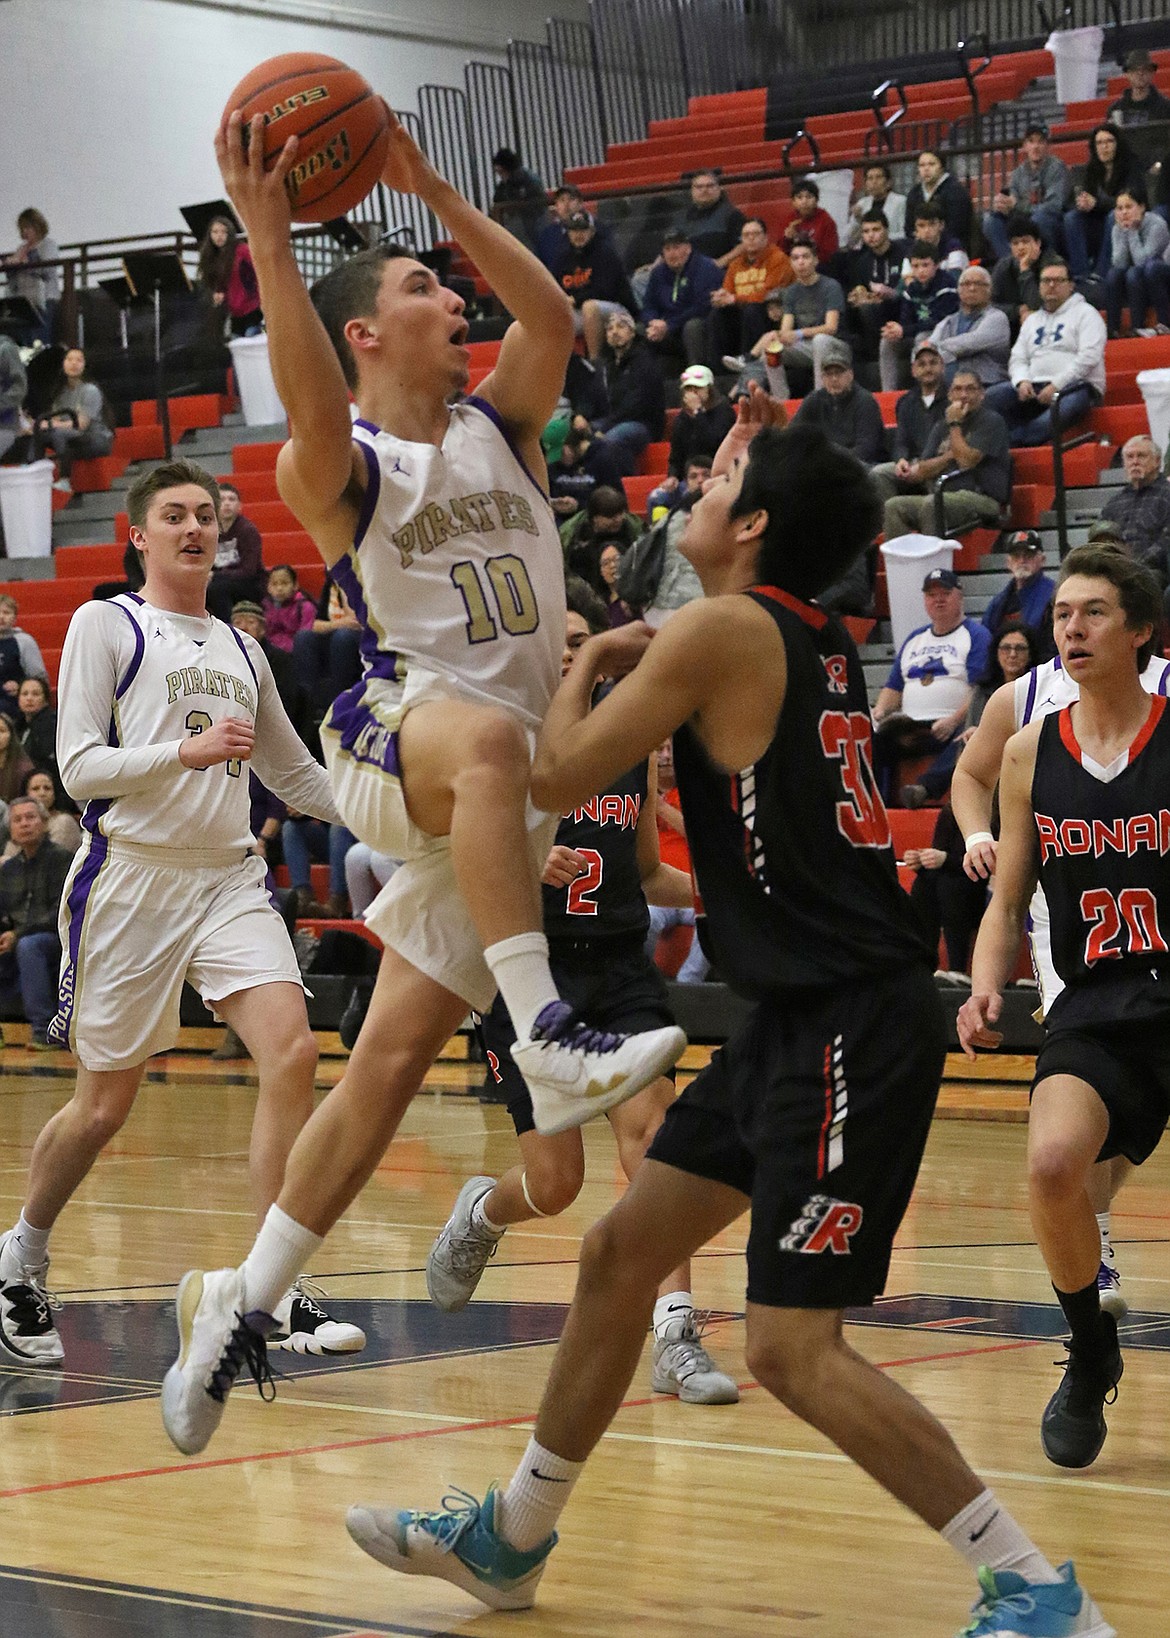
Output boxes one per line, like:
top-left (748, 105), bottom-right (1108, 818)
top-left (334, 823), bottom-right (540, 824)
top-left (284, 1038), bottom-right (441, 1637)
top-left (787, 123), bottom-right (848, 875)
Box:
top-left (344, 405), bottom-right (1113, 1637)
top-left (161, 104), bottom-right (681, 1453)
top-left (0, 460), bottom-right (364, 1366)
top-left (960, 546), bottom-right (1168, 1475)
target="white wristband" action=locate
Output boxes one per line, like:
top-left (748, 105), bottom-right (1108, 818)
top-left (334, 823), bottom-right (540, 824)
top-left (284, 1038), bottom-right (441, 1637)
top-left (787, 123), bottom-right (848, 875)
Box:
top-left (964, 831), bottom-right (994, 850)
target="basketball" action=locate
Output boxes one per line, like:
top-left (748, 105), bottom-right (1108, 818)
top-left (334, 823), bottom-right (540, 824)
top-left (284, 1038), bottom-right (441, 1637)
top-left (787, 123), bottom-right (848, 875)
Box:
top-left (223, 53), bottom-right (390, 223)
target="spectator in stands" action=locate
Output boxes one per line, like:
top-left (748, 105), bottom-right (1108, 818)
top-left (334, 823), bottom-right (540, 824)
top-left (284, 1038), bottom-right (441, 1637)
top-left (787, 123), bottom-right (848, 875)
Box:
top-left (1104, 185), bottom-right (1170, 337)
top-left (641, 229), bottom-right (723, 370)
top-left (647, 453), bottom-right (713, 520)
top-left (981, 529), bottom-right (1056, 650)
top-left (561, 484), bottom-right (641, 591)
top-left (293, 575), bottom-right (362, 723)
top-left (984, 259), bottom-right (1106, 446)
top-left (0, 715), bottom-right (33, 803)
top-left (1098, 434), bottom-right (1170, 581)
top-left (1064, 126), bottom-right (1144, 280)
top-left (575, 309), bottom-right (664, 475)
top-left (262, 564), bottom-right (316, 653)
top-left (869, 336), bottom-right (948, 505)
top-left (905, 803), bottom-right (989, 977)
top-left (1, 210), bottom-right (61, 344)
top-left (874, 367), bottom-right (1010, 536)
top-left (790, 339), bottom-right (886, 463)
top-left (844, 161), bottom-right (907, 248)
top-left (14, 676), bottom-right (56, 775)
top-left (990, 216), bottom-right (1047, 336)
top-left (712, 218), bottom-right (795, 364)
top-left (879, 241), bottom-right (958, 390)
top-left (598, 542), bottom-right (635, 626)
top-left (206, 479), bottom-right (265, 619)
top-left (231, 600), bottom-right (306, 741)
top-left (535, 184), bottom-right (589, 270)
top-left (928, 265), bottom-right (1011, 386)
top-left (843, 208), bottom-right (908, 375)
top-left (281, 812), bottom-right (355, 920)
top-left (752, 239), bottom-right (844, 396)
top-left (548, 423), bottom-right (626, 521)
top-left (871, 568), bottom-right (991, 802)
top-left (666, 363), bottom-right (734, 481)
top-left (902, 201), bottom-right (969, 277)
top-left (0, 795), bottom-right (72, 1046)
top-left (982, 124), bottom-right (1069, 263)
top-left (196, 215), bottom-right (261, 337)
top-left (551, 211), bottom-right (636, 360)
top-left (4, 769), bottom-right (80, 858)
top-left (644, 740), bottom-right (709, 983)
top-left (1106, 48), bottom-right (1170, 130)
top-left (782, 179), bottom-right (839, 266)
top-left (904, 149), bottom-right (973, 251)
top-left (0, 336), bottom-right (27, 476)
top-left (30, 347), bottom-right (114, 495)
top-left (490, 148), bottom-right (547, 247)
top-left (91, 540), bottom-right (146, 602)
top-left (0, 595), bottom-right (47, 721)
top-left (675, 170), bottom-right (746, 268)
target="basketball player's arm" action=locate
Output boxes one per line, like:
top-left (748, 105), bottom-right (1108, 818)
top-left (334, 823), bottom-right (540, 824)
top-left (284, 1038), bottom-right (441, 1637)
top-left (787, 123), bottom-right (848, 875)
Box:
top-left (635, 756), bottom-right (693, 908)
top-left (958, 727), bottom-right (1040, 1057)
top-left (952, 678), bottom-right (1015, 880)
top-left (247, 645), bottom-right (342, 825)
top-left (215, 113), bottom-right (362, 563)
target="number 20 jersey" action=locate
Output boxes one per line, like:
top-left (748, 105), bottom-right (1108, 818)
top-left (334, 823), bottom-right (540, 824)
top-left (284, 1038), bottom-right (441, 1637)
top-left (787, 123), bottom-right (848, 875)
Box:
top-left (335, 399), bottom-right (565, 730)
top-left (671, 587), bottom-right (930, 1000)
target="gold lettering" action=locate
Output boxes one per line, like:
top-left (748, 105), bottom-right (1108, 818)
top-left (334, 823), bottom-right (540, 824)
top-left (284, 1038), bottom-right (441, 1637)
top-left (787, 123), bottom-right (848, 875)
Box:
top-left (511, 494), bottom-right (539, 536)
top-left (420, 502), bottom-right (456, 551)
top-left (492, 489), bottom-right (520, 531)
top-left (166, 671), bottom-right (183, 705)
top-left (185, 666), bottom-right (205, 696)
top-left (414, 508), bottom-right (437, 555)
top-left (392, 521), bottom-right (417, 569)
top-left (230, 676), bottom-right (254, 711)
top-left (448, 496), bottom-right (476, 535)
top-left (463, 492), bottom-right (496, 532)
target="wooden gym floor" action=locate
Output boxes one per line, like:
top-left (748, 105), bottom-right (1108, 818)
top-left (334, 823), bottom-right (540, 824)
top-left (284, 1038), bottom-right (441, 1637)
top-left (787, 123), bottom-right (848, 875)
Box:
top-left (0, 1033), bottom-right (1166, 1637)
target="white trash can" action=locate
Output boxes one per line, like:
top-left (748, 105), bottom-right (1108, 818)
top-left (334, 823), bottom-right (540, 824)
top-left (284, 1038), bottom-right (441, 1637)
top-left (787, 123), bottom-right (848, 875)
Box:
top-left (1137, 369), bottom-right (1170, 463)
top-left (0, 460), bottom-right (54, 558)
top-left (881, 533), bottom-right (956, 656)
top-left (805, 169), bottom-right (854, 241)
top-left (1045, 26), bottom-right (1104, 106)
top-left (228, 334), bottom-right (286, 428)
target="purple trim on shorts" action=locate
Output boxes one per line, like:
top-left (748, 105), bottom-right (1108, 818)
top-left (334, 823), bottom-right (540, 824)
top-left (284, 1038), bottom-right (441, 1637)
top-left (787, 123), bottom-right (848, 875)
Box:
top-left (1022, 667), bottom-right (1039, 726)
top-left (47, 816), bottom-right (110, 1048)
top-left (110, 597), bottom-right (146, 699)
top-left (226, 623), bottom-right (259, 689)
top-left (352, 437), bottom-right (381, 550)
top-left (327, 680), bottom-right (401, 778)
top-left (465, 394), bottom-right (548, 501)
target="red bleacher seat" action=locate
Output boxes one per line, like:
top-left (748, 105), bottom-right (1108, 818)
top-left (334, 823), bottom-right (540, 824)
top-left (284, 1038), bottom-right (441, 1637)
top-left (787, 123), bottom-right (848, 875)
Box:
top-left (636, 441), bottom-right (671, 476)
top-left (55, 543), bottom-right (125, 578)
top-left (72, 455), bottom-right (126, 494)
top-left (623, 475), bottom-right (660, 516)
top-left (219, 471), bottom-right (280, 504)
top-left (0, 577), bottom-right (97, 613)
top-left (113, 423), bottom-right (165, 463)
top-left (233, 441), bottom-right (283, 472)
top-left (888, 808), bottom-right (937, 858)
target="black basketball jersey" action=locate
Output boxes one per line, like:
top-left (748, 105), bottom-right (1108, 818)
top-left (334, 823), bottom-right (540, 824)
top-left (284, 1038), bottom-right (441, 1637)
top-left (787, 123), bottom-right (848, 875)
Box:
top-left (542, 755), bottom-right (650, 943)
top-left (1033, 698), bottom-right (1170, 1030)
top-left (672, 586), bottom-right (930, 1000)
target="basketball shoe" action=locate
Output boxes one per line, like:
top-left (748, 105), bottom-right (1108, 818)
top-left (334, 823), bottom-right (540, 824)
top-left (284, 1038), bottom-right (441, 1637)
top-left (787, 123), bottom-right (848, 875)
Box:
top-left (958, 1561), bottom-right (1115, 1636)
top-left (426, 1177), bottom-right (503, 1312)
top-left (511, 1002), bottom-right (684, 1136)
top-left (0, 1230), bottom-right (63, 1365)
top-left (1096, 1258), bottom-right (1127, 1321)
top-left (652, 1310), bottom-right (739, 1404)
top-left (269, 1279), bottom-right (366, 1354)
top-left (160, 1267), bottom-right (275, 1455)
top-left (346, 1484), bottom-right (553, 1610)
top-left (1040, 1312), bottom-right (1123, 1469)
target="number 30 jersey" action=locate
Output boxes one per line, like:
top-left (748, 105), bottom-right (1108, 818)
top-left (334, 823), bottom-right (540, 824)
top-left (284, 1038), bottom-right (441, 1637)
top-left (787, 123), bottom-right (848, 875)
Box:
top-left (336, 398), bottom-right (565, 731)
top-left (1033, 697), bottom-right (1170, 1031)
top-left (671, 587), bottom-right (930, 1001)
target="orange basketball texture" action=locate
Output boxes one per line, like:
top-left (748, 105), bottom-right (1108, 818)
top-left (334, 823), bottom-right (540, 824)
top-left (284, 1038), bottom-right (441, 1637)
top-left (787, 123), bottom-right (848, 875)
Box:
top-left (224, 54), bottom-right (390, 223)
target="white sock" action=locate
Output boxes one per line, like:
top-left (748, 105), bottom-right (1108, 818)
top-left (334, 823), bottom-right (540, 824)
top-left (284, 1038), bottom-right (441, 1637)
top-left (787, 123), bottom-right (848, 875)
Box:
top-left (1096, 1211), bottom-right (1113, 1264)
top-left (653, 1290), bottom-right (693, 1339)
top-left (484, 933), bottom-right (559, 1042)
top-left (498, 1437), bottom-right (583, 1551)
top-left (9, 1213), bottom-right (51, 1271)
top-left (941, 1490), bottom-right (1061, 1584)
top-left (472, 1193), bottom-right (506, 1236)
top-left (241, 1205), bottom-right (323, 1317)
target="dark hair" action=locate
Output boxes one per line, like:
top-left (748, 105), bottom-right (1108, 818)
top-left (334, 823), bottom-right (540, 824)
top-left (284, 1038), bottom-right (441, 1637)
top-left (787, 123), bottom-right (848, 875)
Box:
top-left (587, 485), bottom-right (627, 520)
top-left (1085, 124), bottom-right (1134, 194)
top-left (981, 619), bottom-right (1039, 688)
top-left (52, 348), bottom-right (113, 431)
top-left (919, 148), bottom-right (943, 165)
top-left (1006, 213), bottom-right (1041, 242)
top-left (951, 366), bottom-right (984, 389)
top-left (1038, 256), bottom-right (1071, 279)
top-left (860, 208), bottom-right (890, 227)
top-left (690, 169), bottom-right (721, 185)
top-left (17, 208), bottom-right (49, 239)
top-left (18, 675), bottom-right (49, 710)
top-left (19, 765), bottom-right (59, 806)
top-left (493, 147), bottom-right (520, 170)
top-left (196, 215), bottom-right (239, 294)
top-left (565, 572), bottom-right (609, 634)
top-left (792, 179), bottom-right (820, 201)
top-left (269, 563), bottom-right (299, 584)
top-left (218, 480), bottom-right (240, 499)
top-left (310, 244), bottom-right (415, 389)
top-left (1115, 182), bottom-right (1149, 208)
top-left (1023, 122), bottom-right (1049, 140)
top-left (1058, 544), bottom-right (1163, 669)
top-left (729, 423), bottom-right (881, 600)
top-left (685, 451), bottom-right (715, 474)
top-left (864, 162), bottom-right (892, 181)
top-left (912, 202), bottom-right (944, 225)
top-left (126, 459), bottom-right (221, 532)
top-left (743, 217), bottom-right (768, 234)
top-left (909, 239), bottom-right (940, 263)
top-left (788, 235), bottom-right (817, 256)
top-left (554, 184), bottom-right (583, 202)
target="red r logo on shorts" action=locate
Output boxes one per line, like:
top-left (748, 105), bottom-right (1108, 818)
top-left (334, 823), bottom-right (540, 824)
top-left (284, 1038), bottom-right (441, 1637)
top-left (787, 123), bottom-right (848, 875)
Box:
top-left (779, 1194), bottom-right (864, 1255)
top-left (823, 654), bottom-right (850, 696)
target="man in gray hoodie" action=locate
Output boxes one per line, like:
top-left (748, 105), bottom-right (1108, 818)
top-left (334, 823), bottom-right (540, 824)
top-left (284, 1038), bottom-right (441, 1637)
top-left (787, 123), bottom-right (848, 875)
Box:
top-left (983, 261), bottom-right (1106, 447)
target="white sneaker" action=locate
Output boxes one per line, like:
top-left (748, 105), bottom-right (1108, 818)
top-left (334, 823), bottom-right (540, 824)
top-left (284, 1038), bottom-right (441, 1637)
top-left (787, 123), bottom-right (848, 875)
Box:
top-left (652, 1311), bottom-right (739, 1404)
top-left (269, 1278), bottom-right (366, 1354)
top-left (426, 1177), bottom-right (504, 1312)
top-left (721, 353), bottom-right (747, 372)
top-left (511, 1001), bottom-right (685, 1137)
top-left (0, 1229), bottom-right (64, 1365)
top-left (1096, 1259), bottom-right (1127, 1321)
top-left (160, 1268), bottom-right (275, 1455)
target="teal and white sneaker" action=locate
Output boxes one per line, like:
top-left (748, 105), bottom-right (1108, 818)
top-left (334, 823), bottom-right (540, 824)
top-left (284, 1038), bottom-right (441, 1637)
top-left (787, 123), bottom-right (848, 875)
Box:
top-left (346, 1484), bottom-right (554, 1610)
top-left (959, 1561), bottom-right (1115, 1637)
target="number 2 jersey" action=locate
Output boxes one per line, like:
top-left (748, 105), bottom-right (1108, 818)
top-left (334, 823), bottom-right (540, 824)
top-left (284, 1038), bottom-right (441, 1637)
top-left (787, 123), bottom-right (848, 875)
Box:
top-left (541, 756), bottom-right (650, 944)
top-left (1032, 696), bottom-right (1170, 1031)
top-left (335, 398), bottom-right (565, 730)
top-left (671, 587), bottom-right (930, 1000)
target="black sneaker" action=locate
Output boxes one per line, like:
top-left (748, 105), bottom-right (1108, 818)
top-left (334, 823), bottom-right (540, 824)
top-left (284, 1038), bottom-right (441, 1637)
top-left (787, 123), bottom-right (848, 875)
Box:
top-left (1041, 1312), bottom-right (1123, 1468)
top-left (269, 1280), bottom-right (366, 1355)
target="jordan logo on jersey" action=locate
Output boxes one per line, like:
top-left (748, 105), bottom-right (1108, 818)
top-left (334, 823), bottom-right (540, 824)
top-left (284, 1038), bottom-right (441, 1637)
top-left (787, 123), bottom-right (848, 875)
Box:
top-left (391, 489), bottom-right (539, 569)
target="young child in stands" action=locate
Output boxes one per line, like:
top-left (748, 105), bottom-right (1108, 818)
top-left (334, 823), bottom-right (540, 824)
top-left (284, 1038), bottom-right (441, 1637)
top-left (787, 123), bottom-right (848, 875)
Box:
top-left (262, 565), bottom-right (317, 654)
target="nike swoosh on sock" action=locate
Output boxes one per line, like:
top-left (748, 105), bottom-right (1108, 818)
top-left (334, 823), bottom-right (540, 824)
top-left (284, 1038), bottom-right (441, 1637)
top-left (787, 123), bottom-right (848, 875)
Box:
top-left (531, 1468), bottom-right (569, 1483)
top-left (969, 1510), bottom-right (1000, 1544)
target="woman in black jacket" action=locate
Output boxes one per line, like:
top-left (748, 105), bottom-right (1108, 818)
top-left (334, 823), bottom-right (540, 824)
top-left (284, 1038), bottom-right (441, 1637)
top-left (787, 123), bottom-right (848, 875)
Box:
top-left (667, 364), bottom-right (735, 482)
top-left (1064, 125), bottom-right (1145, 279)
top-left (15, 676), bottom-right (56, 776)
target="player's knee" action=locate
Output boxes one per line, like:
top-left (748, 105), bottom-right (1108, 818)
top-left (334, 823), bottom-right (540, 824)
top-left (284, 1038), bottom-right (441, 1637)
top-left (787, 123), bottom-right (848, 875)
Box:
top-left (75, 1094), bottom-right (132, 1149)
top-left (525, 1153), bottom-right (584, 1216)
top-left (460, 708), bottom-right (529, 782)
top-left (1028, 1135), bottom-right (1091, 1202)
top-left (745, 1331), bottom-right (813, 1408)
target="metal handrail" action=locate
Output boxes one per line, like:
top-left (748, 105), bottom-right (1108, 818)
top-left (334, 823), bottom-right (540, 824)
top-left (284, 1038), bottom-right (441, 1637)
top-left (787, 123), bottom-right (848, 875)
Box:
top-left (780, 128), bottom-right (821, 172)
top-left (871, 80), bottom-right (909, 152)
top-left (958, 32), bottom-right (992, 139)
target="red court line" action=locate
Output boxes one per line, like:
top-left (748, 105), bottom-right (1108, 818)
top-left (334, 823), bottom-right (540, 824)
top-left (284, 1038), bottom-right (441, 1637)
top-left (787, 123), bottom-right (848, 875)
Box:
top-left (0, 1336), bottom-right (1041, 1501)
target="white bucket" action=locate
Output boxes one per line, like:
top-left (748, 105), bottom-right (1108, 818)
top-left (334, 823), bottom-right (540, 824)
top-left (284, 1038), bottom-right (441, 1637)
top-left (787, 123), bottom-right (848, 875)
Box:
top-left (1136, 369), bottom-right (1170, 463)
top-left (228, 335), bottom-right (286, 428)
top-left (805, 170), bottom-right (855, 241)
top-left (0, 460), bottom-right (54, 558)
top-left (1045, 26), bottom-right (1104, 106)
top-left (880, 533), bottom-right (957, 656)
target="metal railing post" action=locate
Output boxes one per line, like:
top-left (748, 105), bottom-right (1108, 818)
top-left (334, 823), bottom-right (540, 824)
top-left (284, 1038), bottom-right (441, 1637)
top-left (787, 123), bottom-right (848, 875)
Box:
top-left (1050, 389), bottom-right (1069, 559)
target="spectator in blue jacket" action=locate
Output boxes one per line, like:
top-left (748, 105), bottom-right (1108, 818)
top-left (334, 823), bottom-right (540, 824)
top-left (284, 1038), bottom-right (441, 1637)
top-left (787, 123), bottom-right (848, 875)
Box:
top-left (879, 243), bottom-right (958, 389)
top-left (641, 229), bottom-right (723, 370)
top-left (981, 529), bottom-right (1056, 657)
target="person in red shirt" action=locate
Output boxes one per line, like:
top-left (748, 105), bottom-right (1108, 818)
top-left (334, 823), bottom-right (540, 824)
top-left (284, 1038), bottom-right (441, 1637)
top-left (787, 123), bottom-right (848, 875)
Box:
top-left (783, 179), bottom-right (840, 267)
top-left (644, 739), bottom-right (709, 982)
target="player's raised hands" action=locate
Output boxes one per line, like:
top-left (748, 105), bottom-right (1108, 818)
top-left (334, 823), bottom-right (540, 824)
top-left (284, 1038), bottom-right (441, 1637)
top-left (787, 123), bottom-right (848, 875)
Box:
top-left (542, 845), bottom-right (591, 889)
top-left (588, 621), bottom-right (655, 681)
top-left (214, 111), bottom-right (298, 243)
top-left (178, 716), bottom-right (256, 771)
top-left (956, 990), bottom-right (1004, 1059)
top-left (711, 381), bottom-right (788, 478)
top-left (378, 105), bottom-right (439, 197)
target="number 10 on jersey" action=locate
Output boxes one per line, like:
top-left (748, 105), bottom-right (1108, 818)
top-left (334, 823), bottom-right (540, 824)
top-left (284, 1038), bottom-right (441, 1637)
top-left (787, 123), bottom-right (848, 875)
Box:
top-left (450, 554), bottom-right (539, 644)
